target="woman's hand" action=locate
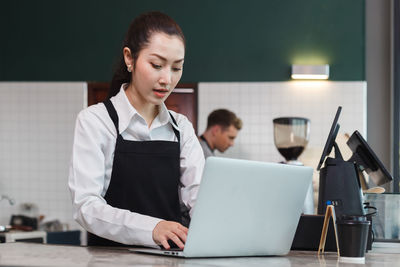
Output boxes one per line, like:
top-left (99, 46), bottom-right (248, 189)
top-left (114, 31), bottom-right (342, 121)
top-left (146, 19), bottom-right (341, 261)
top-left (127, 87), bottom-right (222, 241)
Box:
top-left (152, 221), bottom-right (188, 249)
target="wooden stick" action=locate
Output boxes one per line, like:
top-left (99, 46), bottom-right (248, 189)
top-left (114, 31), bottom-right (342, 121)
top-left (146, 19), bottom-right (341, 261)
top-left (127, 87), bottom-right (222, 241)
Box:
top-left (318, 205), bottom-right (340, 256)
top-left (331, 206), bottom-right (340, 256)
top-left (318, 206), bottom-right (331, 254)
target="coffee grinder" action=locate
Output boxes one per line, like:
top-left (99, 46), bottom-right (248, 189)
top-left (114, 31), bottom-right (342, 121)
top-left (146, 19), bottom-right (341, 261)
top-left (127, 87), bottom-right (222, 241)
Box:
top-left (273, 117), bottom-right (314, 214)
top-left (273, 117), bottom-right (310, 165)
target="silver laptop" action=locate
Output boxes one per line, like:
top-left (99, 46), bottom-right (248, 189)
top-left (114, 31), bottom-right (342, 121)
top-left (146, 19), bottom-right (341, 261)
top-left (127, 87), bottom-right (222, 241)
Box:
top-left (130, 156), bottom-right (313, 258)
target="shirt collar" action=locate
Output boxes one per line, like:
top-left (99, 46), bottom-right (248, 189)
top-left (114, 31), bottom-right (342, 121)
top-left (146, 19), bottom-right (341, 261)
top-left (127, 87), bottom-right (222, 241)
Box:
top-left (111, 84), bottom-right (179, 133)
top-left (153, 102), bottom-right (180, 132)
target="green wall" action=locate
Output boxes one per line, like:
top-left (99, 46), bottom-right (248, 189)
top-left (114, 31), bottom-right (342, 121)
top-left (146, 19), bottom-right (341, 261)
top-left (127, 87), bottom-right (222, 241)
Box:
top-left (0, 0), bottom-right (365, 82)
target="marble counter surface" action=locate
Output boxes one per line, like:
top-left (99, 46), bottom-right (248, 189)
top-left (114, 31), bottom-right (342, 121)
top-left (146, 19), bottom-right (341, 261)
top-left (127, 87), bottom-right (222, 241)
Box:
top-left (0, 242), bottom-right (400, 267)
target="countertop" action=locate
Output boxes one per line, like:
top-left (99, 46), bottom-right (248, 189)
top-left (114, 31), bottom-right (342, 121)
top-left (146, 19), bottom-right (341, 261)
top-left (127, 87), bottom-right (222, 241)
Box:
top-left (1, 242), bottom-right (400, 267)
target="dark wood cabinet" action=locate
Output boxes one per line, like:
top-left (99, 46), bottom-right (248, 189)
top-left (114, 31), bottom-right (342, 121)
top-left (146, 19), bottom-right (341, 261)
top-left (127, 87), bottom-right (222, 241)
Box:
top-left (87, 82), bottom-right (198, 133)
top-left (87, 82), bottom-right (110, 107)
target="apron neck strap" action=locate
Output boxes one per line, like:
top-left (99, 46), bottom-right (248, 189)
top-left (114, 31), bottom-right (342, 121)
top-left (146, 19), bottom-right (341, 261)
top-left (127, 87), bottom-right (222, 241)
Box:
top-left (104, 99), bottom-right (119, 134)
top-left (168, 112), bottom-right (180, 143)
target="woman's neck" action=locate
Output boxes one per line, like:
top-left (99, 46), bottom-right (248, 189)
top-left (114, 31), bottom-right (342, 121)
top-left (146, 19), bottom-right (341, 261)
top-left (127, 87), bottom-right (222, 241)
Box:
top-left (125, 85), bottom-right (158, 128)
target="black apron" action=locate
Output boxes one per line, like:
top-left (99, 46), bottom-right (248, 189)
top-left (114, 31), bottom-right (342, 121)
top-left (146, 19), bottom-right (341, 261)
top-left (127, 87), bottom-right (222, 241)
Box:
top-left (87, 99), bottom-right (183, 246)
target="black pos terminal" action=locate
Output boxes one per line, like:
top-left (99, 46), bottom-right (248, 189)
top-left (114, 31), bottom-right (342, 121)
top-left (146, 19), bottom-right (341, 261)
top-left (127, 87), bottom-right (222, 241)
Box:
top-left (317, 106), bottom-right (392, 217)
top-left (292, 106), bottom-right (393, 251)
top-left (317, 106), bottom-right (392, 251)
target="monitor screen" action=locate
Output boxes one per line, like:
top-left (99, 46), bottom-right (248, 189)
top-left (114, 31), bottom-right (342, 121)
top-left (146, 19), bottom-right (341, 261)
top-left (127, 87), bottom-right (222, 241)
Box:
top-left (347, 130), bottom-right (393, 186)
top-left (317, 106), bottom-right (342, 171)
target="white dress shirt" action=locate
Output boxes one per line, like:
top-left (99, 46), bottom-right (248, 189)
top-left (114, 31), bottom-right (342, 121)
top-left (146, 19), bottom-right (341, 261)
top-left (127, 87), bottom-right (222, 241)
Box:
top-left (68, 85), bottom-right (205, 247)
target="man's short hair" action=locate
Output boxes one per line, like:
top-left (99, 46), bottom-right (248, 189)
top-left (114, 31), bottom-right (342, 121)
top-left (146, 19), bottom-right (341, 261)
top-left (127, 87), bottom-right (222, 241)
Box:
top-left (206, 109), bottom-right (242, 130)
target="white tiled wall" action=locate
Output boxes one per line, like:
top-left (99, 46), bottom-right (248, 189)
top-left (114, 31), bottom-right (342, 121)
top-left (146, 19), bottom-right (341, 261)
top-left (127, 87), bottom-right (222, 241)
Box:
top-left (199, 81), bottom-right (366, 161)
top-left (0, 82), bottom-right (86, 230)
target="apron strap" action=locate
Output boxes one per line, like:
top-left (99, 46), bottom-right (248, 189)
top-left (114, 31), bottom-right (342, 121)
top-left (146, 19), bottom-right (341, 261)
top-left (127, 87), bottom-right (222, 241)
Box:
top-left (168, 112), bottom-right (180, 143)
top-left (103, 99), bottom-right (119, 134)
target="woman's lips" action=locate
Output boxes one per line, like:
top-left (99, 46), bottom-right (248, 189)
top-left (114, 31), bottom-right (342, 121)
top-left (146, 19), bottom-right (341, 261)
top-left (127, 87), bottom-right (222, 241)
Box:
top-left (153, 88), bottom-right (169, 98)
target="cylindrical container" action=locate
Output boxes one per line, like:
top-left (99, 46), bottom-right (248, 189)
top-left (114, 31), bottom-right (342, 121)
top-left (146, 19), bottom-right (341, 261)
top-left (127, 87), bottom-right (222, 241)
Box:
top-left (337, 215), bottom-right (370, 263)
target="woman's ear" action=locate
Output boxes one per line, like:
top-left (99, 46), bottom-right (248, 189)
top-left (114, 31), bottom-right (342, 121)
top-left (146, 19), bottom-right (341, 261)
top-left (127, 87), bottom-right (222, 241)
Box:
top-left (123, 47), bottom-right (134, 72)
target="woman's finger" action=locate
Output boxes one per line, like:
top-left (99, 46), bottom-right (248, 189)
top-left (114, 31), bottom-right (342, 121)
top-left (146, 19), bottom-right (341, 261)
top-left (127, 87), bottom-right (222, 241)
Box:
top-left (178, 224), bottom-right (189, 234)
top-left (172, 228), bottom-right (187, 243)
top-left (167, 232), bottom-right (185, 249)
top-left (160, 238), bottom-right (170, 250)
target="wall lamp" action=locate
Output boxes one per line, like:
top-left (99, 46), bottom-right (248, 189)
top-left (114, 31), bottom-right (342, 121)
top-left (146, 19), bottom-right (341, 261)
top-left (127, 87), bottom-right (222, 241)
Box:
top-left (291, 64), bottom-right (329, 80)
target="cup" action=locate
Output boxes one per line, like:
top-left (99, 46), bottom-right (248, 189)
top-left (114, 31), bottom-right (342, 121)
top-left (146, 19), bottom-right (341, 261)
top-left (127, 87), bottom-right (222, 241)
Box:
top-left (337, 215), bottom-right (370, 263)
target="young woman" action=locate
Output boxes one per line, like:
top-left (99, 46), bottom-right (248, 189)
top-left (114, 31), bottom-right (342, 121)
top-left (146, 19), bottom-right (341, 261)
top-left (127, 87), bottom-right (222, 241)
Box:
top-left (68, 11), bottom-right (205, 249)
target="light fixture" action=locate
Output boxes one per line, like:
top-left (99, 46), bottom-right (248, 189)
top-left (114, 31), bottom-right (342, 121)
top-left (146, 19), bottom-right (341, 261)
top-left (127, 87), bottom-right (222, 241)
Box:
top-left (291, 64), bottom-right (329, 80)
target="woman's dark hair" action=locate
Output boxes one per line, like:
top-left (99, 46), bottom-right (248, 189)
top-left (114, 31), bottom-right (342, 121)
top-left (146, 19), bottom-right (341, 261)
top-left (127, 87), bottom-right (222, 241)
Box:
top-left (109, 11), bottom-right (186, 98)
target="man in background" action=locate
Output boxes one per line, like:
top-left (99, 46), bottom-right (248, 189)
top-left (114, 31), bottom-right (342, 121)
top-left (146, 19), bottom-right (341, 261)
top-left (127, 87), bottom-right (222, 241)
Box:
top-left (199, 109), bottom-right (243, 158)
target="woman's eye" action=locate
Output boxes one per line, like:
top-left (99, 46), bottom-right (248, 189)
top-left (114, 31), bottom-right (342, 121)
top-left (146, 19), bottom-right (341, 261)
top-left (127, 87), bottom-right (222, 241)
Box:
top-left (172, 67), bottom-right (182, 72)
top-left (151, 63), bottom-right (162, 69)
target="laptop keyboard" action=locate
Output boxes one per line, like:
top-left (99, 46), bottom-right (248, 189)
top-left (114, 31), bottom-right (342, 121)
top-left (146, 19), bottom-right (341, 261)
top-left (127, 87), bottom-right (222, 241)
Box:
top-left (159, 240), bottom-right (183, 251)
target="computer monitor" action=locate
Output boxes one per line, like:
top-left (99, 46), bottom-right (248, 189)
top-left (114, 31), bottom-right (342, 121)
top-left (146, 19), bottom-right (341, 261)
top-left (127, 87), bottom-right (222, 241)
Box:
top-left (347, 130), bottom-right (393, 186)
top-left (317, 106), bottom-right (342, 171)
